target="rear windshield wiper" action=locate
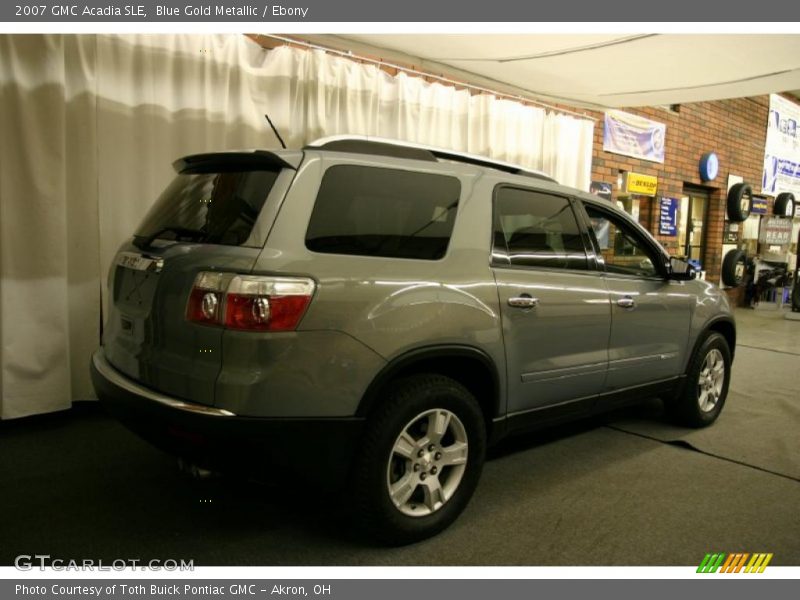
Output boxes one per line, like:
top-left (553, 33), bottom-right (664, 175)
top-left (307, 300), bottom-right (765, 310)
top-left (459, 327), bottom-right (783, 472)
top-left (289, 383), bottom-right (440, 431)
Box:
top-left (133, 226), bottom-right (206, 250)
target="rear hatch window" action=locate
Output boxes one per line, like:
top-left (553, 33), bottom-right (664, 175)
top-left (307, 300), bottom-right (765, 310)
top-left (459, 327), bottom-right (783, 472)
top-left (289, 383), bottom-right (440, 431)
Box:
top-left (134, 169), bottom-right (280, 248)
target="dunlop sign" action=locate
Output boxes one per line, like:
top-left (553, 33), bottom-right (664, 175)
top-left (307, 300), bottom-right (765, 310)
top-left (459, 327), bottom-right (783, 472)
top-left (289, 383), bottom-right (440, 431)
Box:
top-left (625, 172), bottom-right (658, 196)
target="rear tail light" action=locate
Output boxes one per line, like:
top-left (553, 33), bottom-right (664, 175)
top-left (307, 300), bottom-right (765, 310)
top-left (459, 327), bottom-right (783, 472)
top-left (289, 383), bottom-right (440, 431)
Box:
top-left (185, 272), bottom-right (231, 326)
top-left (186, 272), bottom-right (315, 332)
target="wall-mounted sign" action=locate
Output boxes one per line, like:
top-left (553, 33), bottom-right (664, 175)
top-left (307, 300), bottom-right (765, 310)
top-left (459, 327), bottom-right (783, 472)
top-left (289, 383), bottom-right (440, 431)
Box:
top-left (659, 197), bottom-right (679, 236)
top-left (762, 94), bottom-right (800, 197)
top-left (751, 196), bottom-right (769, 215)
top-left (589, 181), bottom-right (613, 201)
top-left (759, 216), bottom-right (793, 245)
top-left (625, 172), bottom-right (658, 196)
top-left (603, 110), bottom-right (666, 163)
top-left (699, 152), bottom-right (719, 181)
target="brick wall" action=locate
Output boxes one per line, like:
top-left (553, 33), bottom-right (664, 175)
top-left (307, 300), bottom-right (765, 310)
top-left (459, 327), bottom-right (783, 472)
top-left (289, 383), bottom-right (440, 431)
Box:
top-left (581, 98), bottom-right (771, 289)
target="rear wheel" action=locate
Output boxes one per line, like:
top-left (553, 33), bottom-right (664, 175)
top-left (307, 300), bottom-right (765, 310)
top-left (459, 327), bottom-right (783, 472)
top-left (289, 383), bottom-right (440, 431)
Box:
top-left (352, 374), bottom-right (486, 545)
top-left (666, 332), bottom-right (731, 427)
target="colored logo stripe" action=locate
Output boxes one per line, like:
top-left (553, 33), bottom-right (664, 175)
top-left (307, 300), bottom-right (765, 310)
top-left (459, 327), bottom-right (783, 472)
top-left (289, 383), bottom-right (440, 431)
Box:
top-left (720, 553), bottom-right (749, 573)
top-left (697, 553), bottom-right (726, 573)
top-left (745, 553), bottom-right (773, 573)
top-left (698, 553), bottom-right (773, 573)
top-left (720, 554), bottom-right (736, 572)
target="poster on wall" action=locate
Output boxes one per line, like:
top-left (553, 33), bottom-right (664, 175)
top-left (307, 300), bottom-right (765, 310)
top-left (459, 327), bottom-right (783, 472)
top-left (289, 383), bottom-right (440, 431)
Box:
top-left (659, 197), bottom-right (679, 236)
top-left (762, 94), bottom-right (800, 196)
top-left (603, 110), bottom-right (666, 163)
top-left (590, 181), bottom-right (613, 201)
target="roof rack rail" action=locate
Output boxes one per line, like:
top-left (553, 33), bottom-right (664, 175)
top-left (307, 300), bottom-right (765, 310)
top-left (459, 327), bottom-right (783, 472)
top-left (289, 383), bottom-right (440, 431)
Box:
top-left (305, 135), bottom-right (557, 183)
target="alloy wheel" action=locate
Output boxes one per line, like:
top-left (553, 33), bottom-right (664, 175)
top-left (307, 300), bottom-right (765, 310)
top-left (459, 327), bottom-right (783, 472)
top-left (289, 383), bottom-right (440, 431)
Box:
top-left (386, 408), bottom-right (468, 517)
top-left (697, 348), bottom-right (725, 412)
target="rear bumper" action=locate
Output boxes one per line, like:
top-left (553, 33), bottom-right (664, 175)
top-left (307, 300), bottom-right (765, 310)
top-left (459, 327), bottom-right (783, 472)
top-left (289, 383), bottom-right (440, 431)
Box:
top-left (90, 350), bottom-right (364, 488)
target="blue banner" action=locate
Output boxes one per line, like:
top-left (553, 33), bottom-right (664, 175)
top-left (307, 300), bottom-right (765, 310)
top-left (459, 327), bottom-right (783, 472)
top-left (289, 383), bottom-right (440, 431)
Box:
top-left (603, 110), bottom-right (666, 164)
top-left (659, 197), bottom-right (678, 236)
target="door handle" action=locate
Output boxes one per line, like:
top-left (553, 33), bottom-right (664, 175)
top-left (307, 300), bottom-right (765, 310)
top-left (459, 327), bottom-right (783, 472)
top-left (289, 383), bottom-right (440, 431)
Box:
top-left (508, 295), bottom-right (539, 309)
top-left (617, 296), bottom-right (636, 309)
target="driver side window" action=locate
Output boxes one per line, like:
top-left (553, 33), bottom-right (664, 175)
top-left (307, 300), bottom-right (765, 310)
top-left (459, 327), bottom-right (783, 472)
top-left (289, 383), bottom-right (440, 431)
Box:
top-left (584, 203), bottom-right (660, 278)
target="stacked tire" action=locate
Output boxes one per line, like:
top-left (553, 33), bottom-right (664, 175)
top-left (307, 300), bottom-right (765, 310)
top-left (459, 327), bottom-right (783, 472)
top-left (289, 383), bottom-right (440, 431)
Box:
top-left (721, 249), bottom-right (747, 287)
top-left (727, 183), bottom-right (752, 222)
top-left (774, 192), bottom-right (795, 217)
top-left (722, 183), bottom-right (752, 288)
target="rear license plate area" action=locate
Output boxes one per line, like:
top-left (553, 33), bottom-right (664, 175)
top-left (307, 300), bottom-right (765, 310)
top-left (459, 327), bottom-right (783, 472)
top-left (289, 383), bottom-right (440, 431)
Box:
top-left (116, 251), bottom-right (163, 272)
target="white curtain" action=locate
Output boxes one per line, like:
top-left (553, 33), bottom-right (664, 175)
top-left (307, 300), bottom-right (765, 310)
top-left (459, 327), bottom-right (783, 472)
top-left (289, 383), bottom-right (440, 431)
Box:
top-left (260, 45), bottom-right (594, 186)
top-left (0, 35), bottom-right (594, 419)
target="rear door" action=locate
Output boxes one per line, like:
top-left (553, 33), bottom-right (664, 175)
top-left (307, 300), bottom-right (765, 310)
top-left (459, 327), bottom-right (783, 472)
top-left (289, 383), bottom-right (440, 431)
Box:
top-left (103, 153), bottom-right (296, 406)
top-left (491, 186), bottom-right (611, 418)
top-left (579, 201), bottom-right (693, 395)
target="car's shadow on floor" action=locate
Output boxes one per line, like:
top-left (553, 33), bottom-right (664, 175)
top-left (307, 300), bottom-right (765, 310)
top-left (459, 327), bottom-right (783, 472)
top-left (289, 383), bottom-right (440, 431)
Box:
top-left (0, 405), bottom-right (370, 562)
top-left (0, 398), bottom-right (676, 564)
top-left (487, 398), bottom-right (666, 460)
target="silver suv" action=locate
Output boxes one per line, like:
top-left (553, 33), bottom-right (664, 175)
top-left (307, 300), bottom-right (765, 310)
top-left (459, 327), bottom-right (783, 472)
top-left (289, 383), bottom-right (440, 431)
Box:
top-left (91, 136), bottom-right (735, 544)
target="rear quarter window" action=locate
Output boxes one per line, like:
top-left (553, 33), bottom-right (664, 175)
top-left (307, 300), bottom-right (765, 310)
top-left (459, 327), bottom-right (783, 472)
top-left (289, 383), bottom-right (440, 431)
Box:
top-left (305, 165), bottom-right (461, 260)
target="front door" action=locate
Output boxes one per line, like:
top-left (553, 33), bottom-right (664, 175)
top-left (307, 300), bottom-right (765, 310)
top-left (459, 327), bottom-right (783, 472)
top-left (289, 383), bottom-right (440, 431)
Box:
top-left (679, 188), bottom-right (709, 264)
top-left (491, 187), bottom-right (611, 417)
top-left (581, 201), bottom-right (693, 393)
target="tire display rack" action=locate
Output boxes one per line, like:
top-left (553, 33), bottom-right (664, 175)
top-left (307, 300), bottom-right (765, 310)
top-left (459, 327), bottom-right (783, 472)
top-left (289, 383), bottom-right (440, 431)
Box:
top-left (721, 186), bottom-right (798, 309)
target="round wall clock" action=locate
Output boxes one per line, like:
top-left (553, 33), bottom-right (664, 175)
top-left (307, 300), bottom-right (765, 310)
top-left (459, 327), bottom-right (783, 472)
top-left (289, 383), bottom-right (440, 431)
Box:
top-left (699, 152), bottom-right (719, 182)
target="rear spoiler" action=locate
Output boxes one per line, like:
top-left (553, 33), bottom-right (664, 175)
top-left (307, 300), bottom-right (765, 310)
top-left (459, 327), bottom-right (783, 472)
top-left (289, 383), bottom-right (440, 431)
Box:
top-left (173, 150), bottom-right (298, 173)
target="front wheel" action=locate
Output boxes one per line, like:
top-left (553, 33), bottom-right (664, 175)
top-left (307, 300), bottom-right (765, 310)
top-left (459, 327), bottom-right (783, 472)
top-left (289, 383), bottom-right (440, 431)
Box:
top-left (666, 332), bottom-right (732, 427)
top-left (352, 374), bottom-right (486, 545)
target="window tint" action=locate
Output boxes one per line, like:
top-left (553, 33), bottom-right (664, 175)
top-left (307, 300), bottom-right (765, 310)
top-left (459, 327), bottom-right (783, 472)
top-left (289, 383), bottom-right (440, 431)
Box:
top-left (135, 170), bottom-right (280, 247)
top-left (493, 188), bottom-right (588, 270)
top-left (305, 166), bottom-right (461, 260)
top-left (584, 204), bottom-right (660, 278)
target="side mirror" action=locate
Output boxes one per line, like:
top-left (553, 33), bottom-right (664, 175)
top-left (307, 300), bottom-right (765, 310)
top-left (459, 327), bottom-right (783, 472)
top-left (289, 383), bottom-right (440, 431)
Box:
top-left (668, 257), bottom-right (697, 281)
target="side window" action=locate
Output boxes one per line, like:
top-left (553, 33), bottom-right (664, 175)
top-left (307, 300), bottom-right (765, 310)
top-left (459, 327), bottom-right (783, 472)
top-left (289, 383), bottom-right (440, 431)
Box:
top-left (305, 165), bottom-right (461, 260)
top-left (583, 203), bottom-right (660, 278)
top-left (493, 187), bottom-right (588, 270)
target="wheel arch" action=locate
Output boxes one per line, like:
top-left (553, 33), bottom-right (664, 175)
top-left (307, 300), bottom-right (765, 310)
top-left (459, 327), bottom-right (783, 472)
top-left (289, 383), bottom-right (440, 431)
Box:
top-left (357, 345), bottom-right (501, 431)
top-left (688, 316), bottom-right (737, 370)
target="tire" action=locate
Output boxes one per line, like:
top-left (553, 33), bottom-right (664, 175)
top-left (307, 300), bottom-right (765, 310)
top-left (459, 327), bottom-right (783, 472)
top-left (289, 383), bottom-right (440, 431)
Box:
top-left (352, 374), bottom-right (486, 545)
top-left (665, 332), bottom-right (731, 428)
top-left (792, 279), bottom-right (800, 312)
top-left (721, 249), bottom-right (746, 287)
top-left (774, 192), bottom-right (795, 217)
top-left (726, 183), bottom-right (752, 222)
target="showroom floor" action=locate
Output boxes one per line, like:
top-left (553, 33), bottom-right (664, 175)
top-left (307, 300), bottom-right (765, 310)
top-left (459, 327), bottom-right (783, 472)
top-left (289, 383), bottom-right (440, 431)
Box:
top-left (1, 308), bottom-right (798, 566)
